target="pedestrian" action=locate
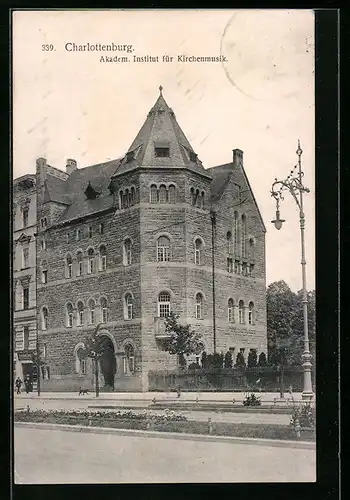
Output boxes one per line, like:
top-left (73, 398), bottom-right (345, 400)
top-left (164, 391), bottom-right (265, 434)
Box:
top-left (24, 374), bottom-right (31, 394)
top-left (15, 377), bottom-right (22, 395)
top-left (177, 386), bottom-right (181, 398)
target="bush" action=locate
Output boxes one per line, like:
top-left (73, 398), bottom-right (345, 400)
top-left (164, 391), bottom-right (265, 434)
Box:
top-left (247, 350), bottom-right (258, 368)
top-left (290, 402), bottom-right (315, 429)
top-left (243, 393), bottom-right (262, 407)
top-left (188, 362), bottom-right (200, 370)
top-left (235, 352), bottom-right (246, 368)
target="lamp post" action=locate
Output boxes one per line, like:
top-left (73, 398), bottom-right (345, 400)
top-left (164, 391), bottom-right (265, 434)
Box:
top-left (270, 140), bottom-right (314, 401)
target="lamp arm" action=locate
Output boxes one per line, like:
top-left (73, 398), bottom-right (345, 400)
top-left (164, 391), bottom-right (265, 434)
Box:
top-left (271, 178), bottom-right (309, 212)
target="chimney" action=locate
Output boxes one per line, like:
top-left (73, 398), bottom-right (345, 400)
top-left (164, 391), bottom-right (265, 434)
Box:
top-left (36, 157), bottom-right (47, 185)
top-left (232, 149), bottom-right (243, 167)
top-left (66, 159), bottom-right (77, 175)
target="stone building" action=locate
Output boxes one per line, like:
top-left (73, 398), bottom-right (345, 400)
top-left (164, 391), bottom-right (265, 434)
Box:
top-left (13, 174), bottom-right (38, 384)
top-left (35, 89), bottom-right (267, 392)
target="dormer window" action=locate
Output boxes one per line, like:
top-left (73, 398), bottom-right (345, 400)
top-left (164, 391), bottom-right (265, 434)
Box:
top-left (189, 151), bottom-right (197, 162)
top-left (155, 147), bottom-right (170, 158)
top-left (84, 182), bottom-right (99, 200)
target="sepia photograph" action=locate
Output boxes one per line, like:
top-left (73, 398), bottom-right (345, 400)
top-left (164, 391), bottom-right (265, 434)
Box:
top-left (12, 9), bottom-right (317, 484)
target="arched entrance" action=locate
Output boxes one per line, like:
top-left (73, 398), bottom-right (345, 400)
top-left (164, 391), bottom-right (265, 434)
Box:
top-left (97, 335), bottom-right (116, 391)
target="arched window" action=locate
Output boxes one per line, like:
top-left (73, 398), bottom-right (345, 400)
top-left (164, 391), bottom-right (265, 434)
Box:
top-left (66, 303), bottom-right (74, 328)
top-left (150, 184), bottom-right (158, 203)
top-left (88, 299), bottom-right (95, 324)
top-left (123, 239), bottom-right (132, 266)
top-left (190, 187), bottom-right (196, 206)
top-left (158, 292), bottom-right (171, 317)
top-left (123, 344), bottom-right (135, 374)
top-left (66, 254), bottom-right (73, 278)
top-left (228, 298), bottom-right (234, 323)
top-left (99, 245), bottom-right (107, 271)
top-left (77, 301), bottom-right (84, 326)
top-left (194, 238), bottom-right (203, 265)
top-left (75, 347), bottom-right (86, 375)
top-left (77, 251), bottom-right (84, 276)
top-left (241, 214), bottom-right (247, 258)
top-left (200, 191), bottom-right (205, 209)
top-left (249, 237), bottom-right (255, 260)
top-left (195, 189), bottom-right (201, 208)
top-left (88, 248), bottom-right (95, 274)
top-left (195, 293), bottom-right (203, 319)
top-left (227, 231), bottom-right (233, 254)
top-left (157, 236), bottom-right (170, 262)
top-left (41, 307), bottom-right (48, 330)
top-left (41, 260), bottom-right (48, 284)
top-left (248, 301), bottom-right (255, 325)
top-left (238, 300), bottom-right (245, 324)
top-left (234, 212), bottom-right (239, 255)
top-left (125, 189), bottom-right (130, 208)
top-left (124, 293), bottom-right (133, 320)
top-left (76, 229), bottom-right (81, 241)
top-left (168, 184), bottom-right (176, 204)
top-left (100, 297), bottom-right (108, 323)
top-left (159, 184), bottom-right (167, 203)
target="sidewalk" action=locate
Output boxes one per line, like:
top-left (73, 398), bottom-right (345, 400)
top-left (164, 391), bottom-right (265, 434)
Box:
top-left (14, 391), bottom-right (314, 404)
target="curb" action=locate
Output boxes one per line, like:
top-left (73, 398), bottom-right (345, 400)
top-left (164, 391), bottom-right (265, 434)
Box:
top-left (14, 421), bottom-right (316, 450)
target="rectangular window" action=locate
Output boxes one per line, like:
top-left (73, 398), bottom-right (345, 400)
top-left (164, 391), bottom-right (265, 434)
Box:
top-left (242, 262), bottom-right (247, 276)
top-left (99, 223), bottom-right (104, 234)
top-left (22, 208), bottom-right (29, 228)
top-left (41, 270), bottom-right (48, 284)
top-left (46, 366), bottom-right (50, 379)
top-left (227, 258), bottom-right (233, 273)
top-left (68, 313), bottom-right (73, 328)
top-left (88, 258), bottom-right (94, 274)
top-left (102, 309), bottom-right (108, 323)
top-left (159, 303), bottom-right (170, 318)
top-left (22, 247), bottom-right (29, 268)
top-left (78, 312), bottom-right (83, 326)
top-left (155, 147), bottom-right (170, 157)
top-left (78, 261), bottom-right (83, 276)
top-left (23, 286), bottom-right (29, 310)
top-left (90, 310), bottom-right (95, 324)
top-left (234, 260), bottom-right (240, 274)
top-left (248, 264), bottom-right (254, 277)
top-left (81, 359), bottom-right (86, 375)
top-left (195, 249), bottom-right (201, 265)
top-left (40, 238), bottom-right (47, 251)
top-left (68, 263), bottom-right (73, 278)
top-left (40, 217), bottom-right (47, 228)
top-left (88, 227), bottom-right (93, 238)
top-left (101, 255), bottom-right (107, 271)
top-left (23, 326), bottom-right (29, 350)
top-left (157, 247), bottom-right (170, 262)
top-left (15, 328), bottom-right (24, 351)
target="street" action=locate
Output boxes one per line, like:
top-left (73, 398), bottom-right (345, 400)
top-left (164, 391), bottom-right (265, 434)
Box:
top-left (14, 426), bottom-right (316, 483)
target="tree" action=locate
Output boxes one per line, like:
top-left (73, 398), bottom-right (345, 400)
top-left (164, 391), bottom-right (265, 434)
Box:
top-left (201, 351), bottom-right (208, 369)
top-left (164, 312), bottom-right (203, 370)
top-left (82, 323), bottom-right (105, 397)
top-left (267, 281), bottom-right (316, 368)
top-left (224, 350), bottom-right (233, 369)
top-left (258, 352), bottom-right (267, 367)
top-left (247, 350), bottom-right (258, 368)
top-left (235, 352), bottom-right (246, 369)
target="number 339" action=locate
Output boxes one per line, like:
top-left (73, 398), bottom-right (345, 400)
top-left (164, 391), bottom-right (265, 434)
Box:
top-left (42, 44), bottom-right (55, 51)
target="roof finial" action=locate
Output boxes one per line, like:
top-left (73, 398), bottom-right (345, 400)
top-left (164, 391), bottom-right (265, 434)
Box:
top-left (159, 85), bottom-right (163, 95)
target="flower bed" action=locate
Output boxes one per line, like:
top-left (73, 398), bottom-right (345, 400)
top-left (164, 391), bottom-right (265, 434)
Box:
top-left (14, 409), bottom-right (316, 441)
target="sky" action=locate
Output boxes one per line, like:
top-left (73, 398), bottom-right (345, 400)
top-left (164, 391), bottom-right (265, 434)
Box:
top-left (12, 9), bottom-right (315, 292)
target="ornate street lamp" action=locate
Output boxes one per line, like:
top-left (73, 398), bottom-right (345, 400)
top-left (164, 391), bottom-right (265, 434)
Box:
top-left (270, 140), bottom-right (314, 401)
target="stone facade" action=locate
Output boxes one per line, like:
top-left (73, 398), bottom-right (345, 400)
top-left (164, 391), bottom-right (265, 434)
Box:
top-left (33, 90), bottom-right (267, 392)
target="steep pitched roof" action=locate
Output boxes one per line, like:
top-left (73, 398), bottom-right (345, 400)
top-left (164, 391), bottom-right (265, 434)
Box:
top-left (112, 88), bottom-right (211, 179)
top-left (206, 163), bottom-right (233, 202)
top-left (207, 161), bottom-right (266, 232)
top-left (43, 175), bottom-right (71, 205)
top-left (48, 159), bottom-right (122, 225)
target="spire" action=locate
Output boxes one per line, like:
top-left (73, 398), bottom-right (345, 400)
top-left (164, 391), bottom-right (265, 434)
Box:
top-left (112, 90), bottom-right (210, 177)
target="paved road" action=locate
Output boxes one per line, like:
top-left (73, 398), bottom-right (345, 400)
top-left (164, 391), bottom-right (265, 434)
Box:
top-left (14, 427), bottom-right (316, 483)
top-left (14, 397), bottom-right (291, 425)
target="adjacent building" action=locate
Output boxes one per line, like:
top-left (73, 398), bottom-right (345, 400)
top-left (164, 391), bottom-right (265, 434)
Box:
top-left (26, 89), bottom-right (267, 392)
top-left (13, 174), bottom-right (37, 383)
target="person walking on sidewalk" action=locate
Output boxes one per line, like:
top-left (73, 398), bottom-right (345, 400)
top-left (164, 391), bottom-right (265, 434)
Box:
top-left (15, 377), bottom-right (22, 395)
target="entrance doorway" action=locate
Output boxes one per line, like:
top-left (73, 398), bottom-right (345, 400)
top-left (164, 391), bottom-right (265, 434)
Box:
top-left (98, 336), bottom-right (116, 391)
